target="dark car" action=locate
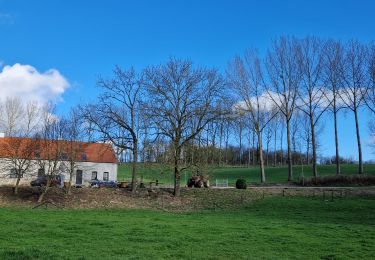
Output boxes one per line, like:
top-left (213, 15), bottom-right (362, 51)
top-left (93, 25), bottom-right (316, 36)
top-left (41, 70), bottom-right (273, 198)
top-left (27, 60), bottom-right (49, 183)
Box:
top-left (90, 180), bottom-right (118, 188)
top-left (30, 175), bottom-right (61, 187)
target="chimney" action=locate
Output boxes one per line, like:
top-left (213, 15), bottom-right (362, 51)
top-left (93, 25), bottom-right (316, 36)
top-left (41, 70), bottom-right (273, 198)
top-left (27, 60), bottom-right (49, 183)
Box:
top-left (0, 133), bottom-right (5, 138)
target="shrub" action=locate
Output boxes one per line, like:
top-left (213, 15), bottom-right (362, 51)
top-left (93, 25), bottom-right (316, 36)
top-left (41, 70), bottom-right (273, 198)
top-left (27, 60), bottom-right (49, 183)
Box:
top-left (299, 175), bottom-right (375, 186)
top-left (236, 179), bottom-right (247, 189)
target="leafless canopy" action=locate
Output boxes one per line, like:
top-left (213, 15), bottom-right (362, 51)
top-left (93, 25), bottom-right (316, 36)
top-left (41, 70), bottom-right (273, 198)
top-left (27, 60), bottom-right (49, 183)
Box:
top-left (143, 58), bottom-right (224, 196)
top-left (82, 66), bottom-right (143, 192)
top-left (227, 49), bottom-right (278, 182)
top-left (266, 36), bottom-right (301, 181)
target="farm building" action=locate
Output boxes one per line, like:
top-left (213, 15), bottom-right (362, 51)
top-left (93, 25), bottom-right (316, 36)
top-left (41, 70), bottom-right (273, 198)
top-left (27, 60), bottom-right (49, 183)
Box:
top-left (0, 135), bottom-right (118, 187)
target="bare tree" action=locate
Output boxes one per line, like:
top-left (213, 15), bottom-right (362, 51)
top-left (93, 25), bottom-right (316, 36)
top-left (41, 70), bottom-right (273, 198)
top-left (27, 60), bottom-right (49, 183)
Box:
top-left (323, 40), bottom-right (345, 175)
top-left (0, 137), bottom-right (39, 194)
top-left (36, 105), bottom-right (63, 203)
top-left (24, 101), bottom-right (43, 135)
top-left (266, 36), bottom-right (301, 181)
top-left (0, 97), bottom-right (24, 136)
top-left (60, 107), bottom-right (86, 195)
top-left (299, 112), bottom-right (311, 165)
top-left (340, 40), bottom-right (369, 174)
top-left (364, 43), bottom-right (375, 114)
top-left (82, 66), bottom-right (143, 192)
top-left (264, 123), bottom-right (273, 167)
top-left (233, 112), bottom-right (245, 165)
top-left (296, 37), bottom-right (330, 177)
top-left (0, 98), bottom-right (43, 194)
top-left (144, 58), bottom-right (224, 196)
top-left (271, 115), bottom-right (281, 166)
top-left (227, 50), bottom-right (277, 182)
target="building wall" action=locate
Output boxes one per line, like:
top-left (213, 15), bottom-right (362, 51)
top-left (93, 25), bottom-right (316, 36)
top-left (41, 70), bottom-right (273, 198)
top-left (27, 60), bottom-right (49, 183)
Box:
top-left (0, 158), bottom-right (118, 187)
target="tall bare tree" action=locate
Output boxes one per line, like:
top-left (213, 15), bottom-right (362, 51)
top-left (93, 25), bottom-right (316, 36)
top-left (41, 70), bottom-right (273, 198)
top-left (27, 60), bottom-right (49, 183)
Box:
top-left (340, 40), bottom-right (369, 174)
top-left (364, 43), bottom-right (375, 114)
top-left (233, 112), bottom-right (245, 165)
top-left (271, 115), bottom-right (281, 166)
top-left (323, 40), bottom-right (345, 175)
top-left (296, 37), bottom-right (330, 177)
top-left (266, 36), bottom-right (301, 181)
top-left (144, 58), bottom-right (224, 196)
top-left (227, 50), bottom-right (277, 182)
top-left (82, 66), bottom-right (143, 192)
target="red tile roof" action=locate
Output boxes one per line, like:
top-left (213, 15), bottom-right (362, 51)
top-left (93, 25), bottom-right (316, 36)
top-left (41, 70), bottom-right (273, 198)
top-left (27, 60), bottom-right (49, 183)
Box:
top-left (0, 137), bottom-right (117, 164)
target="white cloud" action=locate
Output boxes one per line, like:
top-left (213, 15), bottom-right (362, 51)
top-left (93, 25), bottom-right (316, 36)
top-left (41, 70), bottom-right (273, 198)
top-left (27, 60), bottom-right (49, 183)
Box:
top-left (0, 63), bottom-right (70, 104)
top-left (233, 91), bottom-right (282, 114)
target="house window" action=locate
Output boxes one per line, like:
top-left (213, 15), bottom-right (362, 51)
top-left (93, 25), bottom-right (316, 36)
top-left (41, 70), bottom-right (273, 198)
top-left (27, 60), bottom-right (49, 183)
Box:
top-left (81, 153), bottom-right (87, 161)
top-left (91, 171), bottom-right (97, 180)
top-left (103, 172), bottom-right (109, 181)
top-left (10, 168), bottom-right (22, 178)
top-left (38, 168), bottom-right (45, 177)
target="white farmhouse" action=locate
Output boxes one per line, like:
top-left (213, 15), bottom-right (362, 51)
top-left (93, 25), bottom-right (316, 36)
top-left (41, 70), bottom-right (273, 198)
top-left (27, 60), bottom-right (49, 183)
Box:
top-left (0, 136), bottom-right (118, 187)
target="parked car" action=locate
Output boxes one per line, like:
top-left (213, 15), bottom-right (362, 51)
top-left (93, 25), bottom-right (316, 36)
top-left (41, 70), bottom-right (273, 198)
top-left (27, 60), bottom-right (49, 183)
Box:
top-left (90, 180), bottom-right (118, 188)
top-left (30, 175), bottom-right (61, 187)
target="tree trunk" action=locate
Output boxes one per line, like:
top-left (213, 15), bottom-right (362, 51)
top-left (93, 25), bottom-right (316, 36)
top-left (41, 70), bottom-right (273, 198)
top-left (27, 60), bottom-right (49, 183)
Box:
top-left (38, 178), bottom-right (51, 203)
top-left (333, 108), bottom-right (341, 175)
top-left (131, 140), bottom-right (138, 193)
top-left (248, 130), bottom-right (252, 167)
top-left (173, 153), bottom-right (181, 196)
top-left (266, 132), bottom-right (270, 167)
top-left (310, 114), bottom-right (318, 177)
top-left (239, 124), bottom-right (242, 165)
top-left (14, 177), bottom-right (21, 195)
top-left (67, 168), bottom-right (73, 195)
top-left (225, 128), bottom-right (229, 165)
top-left (286, 119), bottom-right (293, 181)
top-left (280, 128), bottom-right (284, 166)
top-left (273, 128), bottom-right (277, 167)
top-left (354, 108), bottom-right (364, 174)
top-left (248, 147), bottom-right (251, 167)
top-left (211, 126), bottom-right (217, 165)
top-left (206, 129), bottom-right (210, 164)
top-left (257, 131), bottom-right (266, 183)
top-left (219, 123), bottom-right (223, 166)
top-left (252, 131), bottom-right (256, 166)
top-left (306, 133), bottom-right (310, 166)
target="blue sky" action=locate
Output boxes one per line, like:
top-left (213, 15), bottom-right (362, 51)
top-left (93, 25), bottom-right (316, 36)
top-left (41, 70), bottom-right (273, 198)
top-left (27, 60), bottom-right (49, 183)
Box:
top-left (0, 0), bottom-right (374, 160)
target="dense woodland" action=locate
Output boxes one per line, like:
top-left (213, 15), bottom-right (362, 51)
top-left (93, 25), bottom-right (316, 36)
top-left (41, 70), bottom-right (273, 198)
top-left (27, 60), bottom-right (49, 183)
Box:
top-left (1, 36), bottom-right (375, 196)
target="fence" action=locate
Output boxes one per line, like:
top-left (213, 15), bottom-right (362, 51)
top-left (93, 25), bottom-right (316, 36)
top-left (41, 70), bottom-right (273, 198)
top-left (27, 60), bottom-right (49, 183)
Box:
top-left (215, 179), bottom-right (229, 188)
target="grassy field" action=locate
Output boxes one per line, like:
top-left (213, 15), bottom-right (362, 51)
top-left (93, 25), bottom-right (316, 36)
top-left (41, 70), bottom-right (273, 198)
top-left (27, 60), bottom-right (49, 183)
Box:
top-left (118, 163), bottom-right (375, 186)
top-left (0, 196), bottom-right (374, 259)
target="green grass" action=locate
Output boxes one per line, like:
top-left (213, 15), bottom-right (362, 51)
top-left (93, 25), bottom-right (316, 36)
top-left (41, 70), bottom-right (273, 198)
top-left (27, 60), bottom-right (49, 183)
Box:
top-left (118, 163), bottom-right (375, 186)
top-left (0, 197), bottom-right (374, 259)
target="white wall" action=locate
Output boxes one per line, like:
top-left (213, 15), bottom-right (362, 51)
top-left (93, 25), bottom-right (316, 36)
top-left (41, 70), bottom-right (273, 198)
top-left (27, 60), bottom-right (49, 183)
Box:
top-left (65, 161), bottom-right (118, 186)
top-left (0, 158), bottom-right (117, 187)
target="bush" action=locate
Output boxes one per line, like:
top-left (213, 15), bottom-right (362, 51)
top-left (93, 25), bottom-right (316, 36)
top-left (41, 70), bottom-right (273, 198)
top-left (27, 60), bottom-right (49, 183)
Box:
top-left (299, 175), bottom-right (375, 186)
top-left (236, 179), bottom-right (247, 189)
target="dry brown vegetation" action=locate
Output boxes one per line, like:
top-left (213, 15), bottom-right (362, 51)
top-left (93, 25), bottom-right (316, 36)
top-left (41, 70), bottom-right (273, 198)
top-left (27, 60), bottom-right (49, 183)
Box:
top-left (1, 186), bottom-right (374, 212)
